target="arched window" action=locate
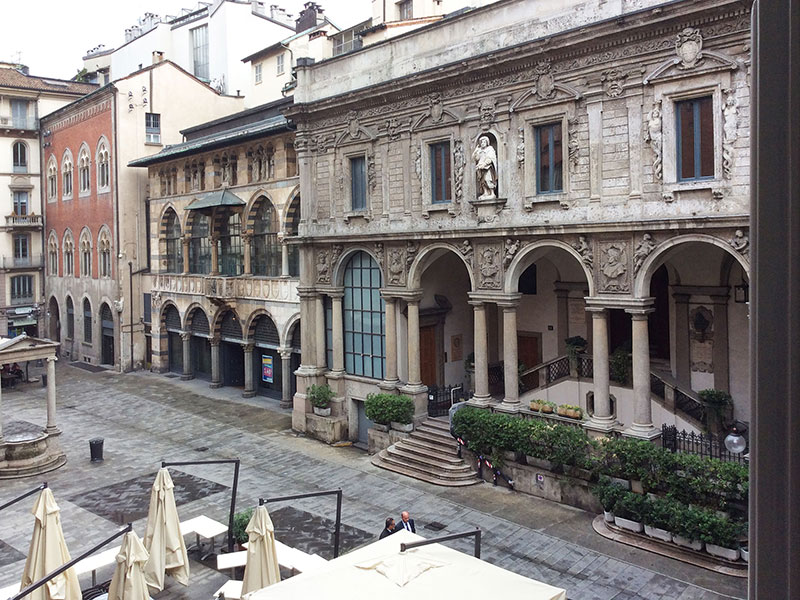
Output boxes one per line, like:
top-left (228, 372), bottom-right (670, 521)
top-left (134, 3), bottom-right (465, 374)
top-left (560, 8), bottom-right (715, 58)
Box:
top-left (66, 297), bottom-right (75, 338)
top-left (48, 233), bottom-right (59, 275)
top-left (219, 210), bottom-right (243, 275)
top-left (164, 210), bottom-right (183, 273)
top-left (98, 229), bottom-right (112, 278)
top-left (342, 251), bottom-right (385, 378)
top-left (80, 229), bottom-right (92, 277)
top-left (62, 151), bottom-right (73, 199)
top-left (63, 232), bottom-right (75, 276)
top-left (97, 141), bottom-right (110, 190)
top-left (12, 141), bottom-right (27, 173)
top-left (47, 157), bottom-right (58, 201)
top-left (83, 298), bottom-right (92, 342)
top-left (189, 213), bottom-right (211, 274)
top-left (252, 199), bottom-right (279, 276)
top-left (78, 145), bottom-right (91, 194)
top-left (284, 195), bottom-right (300, 277)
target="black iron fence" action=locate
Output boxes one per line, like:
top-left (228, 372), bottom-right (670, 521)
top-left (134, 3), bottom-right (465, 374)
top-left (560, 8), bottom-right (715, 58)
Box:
top-left (661, 424), bottom-right (748, 464)
top-left (427, 385), bottom-right (465, 417)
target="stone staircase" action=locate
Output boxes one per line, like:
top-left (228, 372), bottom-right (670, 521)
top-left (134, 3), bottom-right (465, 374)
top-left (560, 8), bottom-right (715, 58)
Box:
top-left (371, 417), bottom-right (482, 487)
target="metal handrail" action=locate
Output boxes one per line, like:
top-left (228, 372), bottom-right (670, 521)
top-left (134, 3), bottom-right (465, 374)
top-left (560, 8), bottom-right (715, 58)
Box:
top-left (10, 524), bottom-right (131, 600)
top-left (399, 528), bottom-right (482, 559)
top-left (260, 489), bottom-right (343, 558)
top-left (0, 482), bottom-right (46, 513)
top-left (162, 458), bottom-right (240, 553)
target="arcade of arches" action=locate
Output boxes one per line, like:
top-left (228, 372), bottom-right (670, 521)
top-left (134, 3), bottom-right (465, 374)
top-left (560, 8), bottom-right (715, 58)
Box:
top-left (295, 233), bottom-right (750, 443)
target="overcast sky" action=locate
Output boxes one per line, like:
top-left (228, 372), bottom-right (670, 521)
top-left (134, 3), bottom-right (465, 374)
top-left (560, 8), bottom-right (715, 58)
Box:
top-left (2, 0), bottom-right (372, 80)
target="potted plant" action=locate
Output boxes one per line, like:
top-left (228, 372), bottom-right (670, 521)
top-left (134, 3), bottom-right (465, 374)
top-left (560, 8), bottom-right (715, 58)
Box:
top-left (672, 506), bottom-right (706, 551)
top-left (565, 336), bottom-right (587, 360)
top-left (557, 404), bottom-right (569, 417)
top-left (308, 383), bottom-right (334, 416)
top-left (389, 395), bottom-right (415, 432)
top-left (540, 400), bottom-right (556, 414)
top-left (613, 491), bottom-right (648, 533)
top-left (563, 404), bottom-right (583, 419)
top-left (595, 477), bottom-right (627, 523)
top-left (643, 496), bottom-right (676, 543)
top-left (698, 389), bottom-right (732, 434)
top-left (529, 399), bottom-right (543, 412)
top-left (740, 545), bottom-right (749, 563)
top-left (365, 393), bottom-right (394, 432)
top-left (701, 514), bottom-right (745, 561)
top-left (233, 507), bottom-right (254, 549)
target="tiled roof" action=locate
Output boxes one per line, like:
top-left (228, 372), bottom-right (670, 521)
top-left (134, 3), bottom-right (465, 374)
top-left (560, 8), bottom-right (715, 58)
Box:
top-left (0, 67), bottom-right (97, 95)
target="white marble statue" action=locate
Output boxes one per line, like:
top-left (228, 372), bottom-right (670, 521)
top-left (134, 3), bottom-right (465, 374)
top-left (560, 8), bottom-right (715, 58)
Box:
top-left (472, 136), bottom-right (498, 200)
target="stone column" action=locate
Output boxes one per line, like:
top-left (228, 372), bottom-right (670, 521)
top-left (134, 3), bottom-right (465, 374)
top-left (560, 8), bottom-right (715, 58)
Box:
top-left (555, 288), bottom-right (570, 355)
top-left (210, 236), bottom-right (220, 275)
top-left (182, 236), bottom-right (190, 274)
top-left (181, 332), bottom-right (193, 380)
top-left (0, 374), bottom-right (3, 442)
top-left (243, 343), bottom-right (255, 398)
top-left (315, 294), bottom-right (327, 370)
top-left (711, 294), bottom-right (730, 392)
top-left (586, 308), bottom-right (614, 430)
top-left (627, 309), bottom-right (658, 438)
top-left (469, 300), bottom-right (491, 405)
top-left (381, 294), bottom-right (399, 386)
top-left (673, 292), bottom-right (691, 387)
top-left (406, 295), bottom-right (422, 386)
top-left (499, 299), bottom-right (521, 411)
top-left (330, 292), bottom-right (344, 373)
top-left (297, 288), bottom-right (317, 370)
top-left (210, 337), bottom-right (222, 388)
top-left (281, 240), bottom-right (290, 278)
top-left (280, 349), bottom-right (293, 408)
top-left (243, 233), bottom-right (252, 276)
top-left (45, 356), bottom-right (58, 433)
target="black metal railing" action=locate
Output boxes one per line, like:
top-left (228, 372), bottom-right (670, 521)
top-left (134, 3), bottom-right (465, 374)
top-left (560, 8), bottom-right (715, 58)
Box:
top-left (661, 424), bottom-right (747, 463)
top-left (674, 389), bottom-right (707, 425)
top-left (650, 373), bottom-right (666, 399)
top-left (577, 354), bottom-right (593, 378)
top-left (427, 385), bottom-right (464, 417)
top-left (547, 356), bottom-right (570, 383)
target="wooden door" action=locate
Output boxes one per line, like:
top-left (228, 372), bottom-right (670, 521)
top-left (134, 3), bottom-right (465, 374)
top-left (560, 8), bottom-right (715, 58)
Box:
top-left (419, 324), bottom-right (438, 387)
top-left (518, 334), bottom-right (541, 371)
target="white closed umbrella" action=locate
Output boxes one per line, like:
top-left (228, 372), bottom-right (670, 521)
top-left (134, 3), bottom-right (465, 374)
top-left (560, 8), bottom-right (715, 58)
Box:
top-left (19, 488), bottom-right (81, 600)
top-left (108, 531), bottom-right (150, 600)
top-left (142, 468), bottom-right (189, 592)
top-left (241, 505), bottom-right (281, 596)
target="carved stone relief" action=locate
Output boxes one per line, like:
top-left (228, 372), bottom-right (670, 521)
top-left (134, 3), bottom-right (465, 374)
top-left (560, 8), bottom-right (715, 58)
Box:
top-left (479, 98), bottom-right (496, 130)
top-left (568, 118), bottom-right (579, 171)
top-left (406, 241), bottom-right (419, 267)
top-left (633, 233), bottom-right (656, 275)
top-left (151, 290), bottom-right (162, 311)
top-left (598, 241), bottom-right (630, 293)
top-left (572, 235), bottom-right (593, 268)
top-left (413, 146), bottom-right (422, 182)
top-left (722, 88), bottom-right (738, 179)
top-left (316, 248), bottom-right (331, 283)
top-left (503, 239), bottom-right (521, 268)
top-left (459, 240), bottom-right (474, 268)
top-left (534, 61), bottom-right (556, 101)
top-left (383, 117), bottom-right (409, 141)
top-left (367, 153), bottom-right (376, 191)
top-left (600, 68), bottom-right (627, 97)
top-left (428, 93), bottom-right (444, 122)
top-left (347, 110), bottom-right (361, 139)
top-left (676, 28), bottom-right (704, 70)
top-left (516, 127), bottom-right (525, 167)
top-left (387, 247), bottom-right (406, 285)
top-left (729, 229), bottom-right (749, 257)
top-left (454, 140), bottom-right (466, 202)
top-left (374, 242), bottom-right (385, 270)
top-left (477, 245), bottom-right (502, 289)
top-left (644, 100), bottom-right (663, 180)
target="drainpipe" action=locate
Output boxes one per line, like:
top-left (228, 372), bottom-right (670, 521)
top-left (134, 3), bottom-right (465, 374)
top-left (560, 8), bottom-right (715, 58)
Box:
top-left (129, 261), bottom-right (134, 371)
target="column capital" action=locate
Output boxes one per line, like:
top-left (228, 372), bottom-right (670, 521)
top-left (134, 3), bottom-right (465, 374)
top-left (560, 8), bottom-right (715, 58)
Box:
top-left (180, 331), bottom-right (191, 341)
top-left (468, 299), bottom-right (486, 308)
top-left (210, 337), bottom-right (220, 347)
top-left (392, 289), bottom-right (423, 303)
top-left (586, 306), bottom-right (608, 317)
top-left (626, 308), bottom-right (655, 319)
top-left (243, 343), bottom-right (255, 353)
top-left (46, 355), bottom-right (58, 363)
top-left (497, 293), bottom-right (523, 309)
top-left (296, 286), bottom-right (321, 300)
top-left (325, 286), bottom-right (345, 299)
top-left (279, 348), bottom-right (293, 359)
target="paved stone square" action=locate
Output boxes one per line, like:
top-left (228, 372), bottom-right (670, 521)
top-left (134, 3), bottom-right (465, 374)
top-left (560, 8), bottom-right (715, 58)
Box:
top-left (0, 364), bottom-right (747, 599)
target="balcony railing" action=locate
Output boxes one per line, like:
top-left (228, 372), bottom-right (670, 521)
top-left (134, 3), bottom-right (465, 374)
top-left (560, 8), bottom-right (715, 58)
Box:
top-left (2, 255), bottom-right (43, 269)
top-left (10, 295), bottom-right (34, 306)
top-left (153, 273), bottom-right (299, 303)
top-left (1, 116), bottom-right (39, 130)
top-left (5, 214), bottom-right (42, 228)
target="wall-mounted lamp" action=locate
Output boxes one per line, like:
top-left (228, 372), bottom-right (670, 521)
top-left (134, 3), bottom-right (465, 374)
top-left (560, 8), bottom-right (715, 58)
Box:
top-left (734, 280), bottom-right (749, 304)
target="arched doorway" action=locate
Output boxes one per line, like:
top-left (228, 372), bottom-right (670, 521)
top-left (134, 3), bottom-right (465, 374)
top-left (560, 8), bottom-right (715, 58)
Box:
top-left (100, 303), bottom-right (114, 365)
top-left (250, 313), bottom-right (281, 398)
top-left (187, 308), bottom-right (212, 379)
top-left (48, 297), bottom-right (60, 342)
top-left (218, 309), bottom-right (245, 386)
top-left (162, 304), bottom-right (183, 374)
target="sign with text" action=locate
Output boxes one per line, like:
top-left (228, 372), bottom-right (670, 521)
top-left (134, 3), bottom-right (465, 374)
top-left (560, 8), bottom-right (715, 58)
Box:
top-left (262, 355), bottom-right (274, 383)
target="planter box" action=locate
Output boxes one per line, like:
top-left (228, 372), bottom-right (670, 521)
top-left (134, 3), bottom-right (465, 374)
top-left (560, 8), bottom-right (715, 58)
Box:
top-left (529, 402), bottom-right (542, 411)
top-left (502, 450), bottom-right (518, 462)
top-left (603, 510), bottom-right (615, 523)
top-left (312, 406), bottom-right (331, 417)
top-left (390, 421), bottom-right (413, 433)
top-left (525, 456), bottom-right (554, 471)
top-left (609, 476), bottom-right (631, 490)
top-left (630, 480), bottom-right (644, 494)
top-left (614, 516), bottom-right (643, 533)
top-left (740, 546), bottom-right (749, 563)
top-left (565, 465), bottom-right (593, 481)
top-left (705, 543), bottom-right (740, 561)
top-left (372, 423), bottom-right (390, 432)
top-left (540, 407), bottom-right (554, 414)
top-left (644, 524), bottom-right (673, 543)
top-left (673, 535), bottom-right (703, 551)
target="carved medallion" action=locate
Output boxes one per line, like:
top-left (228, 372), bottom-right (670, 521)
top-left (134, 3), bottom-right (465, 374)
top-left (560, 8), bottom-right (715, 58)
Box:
top-left (347, 110), bottom-right (360, 139)
top-left (534, 61), bottom-right (555, 101)
top-left (478, 245), bottom-right (502, 289)
top-left (388, 247), bottom-right (406, 285)
top-left (676, 28), bottom-right (704, 69)
top-left (600, 68), bottom-right (627, 97)
top-left (599, 242), bottom-right (630, 293)
top-left (428, 93), bottom-right (444, 122)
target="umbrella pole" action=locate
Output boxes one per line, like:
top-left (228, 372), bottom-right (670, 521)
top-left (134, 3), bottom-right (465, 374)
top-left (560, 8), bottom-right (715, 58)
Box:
top-left (0, 482), bottom-right (46, 513)
top-left (399, 528), bottom-right (483, 559)
top-left (11, 523), bottom-right (132, 600)
top-left (260, 488), bottom-right (344, 558)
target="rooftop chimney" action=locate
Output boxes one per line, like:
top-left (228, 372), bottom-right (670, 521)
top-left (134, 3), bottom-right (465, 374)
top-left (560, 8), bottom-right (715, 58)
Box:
top-left (152, 50), bottom-right (165, 64)
top-left (296, 2), bottom-right (323, 32)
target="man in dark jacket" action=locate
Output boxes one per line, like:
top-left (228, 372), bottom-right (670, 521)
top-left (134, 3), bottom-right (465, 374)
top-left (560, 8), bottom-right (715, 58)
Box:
top-left (397, 511), bottom-right (415, 533)
top-left (379, 517), bottom-right (397, 539)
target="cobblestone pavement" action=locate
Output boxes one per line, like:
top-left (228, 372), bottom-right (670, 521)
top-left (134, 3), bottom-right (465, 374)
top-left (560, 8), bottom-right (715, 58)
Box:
top-left (0, 364), bottom-right (748, 599)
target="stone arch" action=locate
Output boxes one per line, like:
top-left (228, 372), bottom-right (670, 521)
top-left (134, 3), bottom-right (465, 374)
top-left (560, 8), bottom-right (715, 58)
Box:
top-left (282, 186), bottom-right (301, 232)
top-left (505, 240), bottom-right (594, 295)
top-left (158, 203), bottom-right (184, 234)
top-left (634, 233), bottom-right (750, 298)
top-left (48, 296), bottom-right (61, 341)
top-left (159, 301), bottom-right (183, 331)
top-left (284, 313), bottom-right (301, 350)
top-left (244, 191), bottom-right (278, 233)
top-left (243, 308), bottom-right (279, 341)
top-left (408, 243), bottom-right (476, 290)
top-left (182, 303), bottom-right (209, 331)
top-left (210, 305), bottom-right (242, 339)
top-left (215, 307), bottom-right (244, 341)
top-left (12, 139), bottom-right (30, 171)
top-left (332, 246), bottom-right (385, 287)
top-left (245, 310), bottom-right (281, 348)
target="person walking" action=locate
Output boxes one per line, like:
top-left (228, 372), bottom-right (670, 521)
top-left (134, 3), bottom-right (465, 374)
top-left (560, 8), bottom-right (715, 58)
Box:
top-left (397, 511), bottom-right (415, 533)
top-left (379, 517), bottom-right (397, 539)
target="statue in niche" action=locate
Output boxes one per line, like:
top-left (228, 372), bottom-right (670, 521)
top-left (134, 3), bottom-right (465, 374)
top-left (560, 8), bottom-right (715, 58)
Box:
top-left (644, 100), bottom-right (663, 180)
top-left (472, 135), bottom-right (498, 200)
top-left (722, 89), bottom-right (738, 179)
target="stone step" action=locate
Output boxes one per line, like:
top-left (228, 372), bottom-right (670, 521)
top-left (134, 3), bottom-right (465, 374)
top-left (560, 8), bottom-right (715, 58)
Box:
top-left (372, 450), bottom-right (480, 484)
top-left (371, 454), bottom-right (482, 487)
top-left (402, 436), bottom-right (460, 457)
top-left (386, 443), bottom-right (472, 469)
top-left (421, 417), bottom-right (451, 432)
top-left (411, 427), bottom-right (455, 445)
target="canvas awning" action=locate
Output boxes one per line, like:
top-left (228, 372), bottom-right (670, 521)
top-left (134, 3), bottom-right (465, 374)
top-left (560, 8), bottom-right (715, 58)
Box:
top-left (244, 529), bottom-right (567, 600)
top-left (184, 189), bottom-right (245, 211)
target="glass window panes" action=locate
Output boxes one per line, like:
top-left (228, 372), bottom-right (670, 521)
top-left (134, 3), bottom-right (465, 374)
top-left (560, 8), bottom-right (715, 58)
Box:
top-left (677, 96), bottom-right (714, 181)
top-left (165, 210), bottom-right (183, 273)
top-left (252, 199), bottom-right (279, 276)
top-left (83, 298), bottom-right (92, 342)
top-left (189, 214), bottom-right (212, 274)
top-left (219, 211), bottom-right (243, 276)
top-left (350, 156), bottom-right (366, 210)
top-left (13, 191), bottom-right (28, 215)
top-left (13, 142), bottom-right (27, 172)
top-left (430, 141), bottom-right (451, 203)
top-left (535, 123), bottom-right (563, 193)
top-left (191, 25), bottom-right (209, 80)
top-left (342, 251), bottom-right (385, 379)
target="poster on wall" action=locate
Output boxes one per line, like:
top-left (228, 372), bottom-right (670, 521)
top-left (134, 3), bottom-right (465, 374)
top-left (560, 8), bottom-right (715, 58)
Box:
top-left (262, 355), bottom-right (274, 383)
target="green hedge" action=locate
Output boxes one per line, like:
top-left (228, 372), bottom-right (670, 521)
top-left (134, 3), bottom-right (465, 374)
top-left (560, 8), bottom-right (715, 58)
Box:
top-left (365, 393), bottom-right (415, 425)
